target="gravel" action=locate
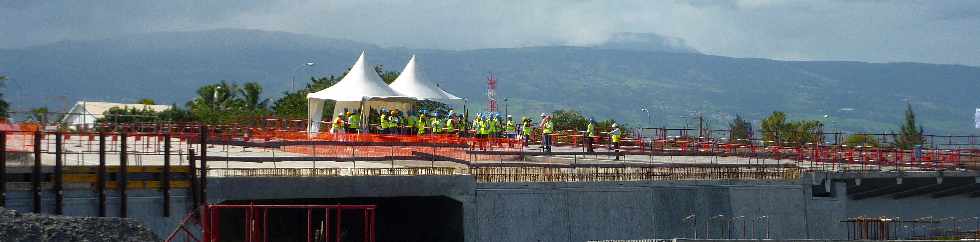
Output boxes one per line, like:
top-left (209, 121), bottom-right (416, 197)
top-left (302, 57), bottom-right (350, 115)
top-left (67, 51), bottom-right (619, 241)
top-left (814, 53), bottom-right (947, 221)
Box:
top-left (0, 208), bottom-right (159, 242)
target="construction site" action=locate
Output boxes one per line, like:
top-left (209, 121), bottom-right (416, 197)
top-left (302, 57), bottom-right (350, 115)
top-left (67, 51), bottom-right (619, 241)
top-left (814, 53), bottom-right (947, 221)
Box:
top-left (0, 114), bottom-right (978, 242)
top-left (2, 53), bottom-right (980, 242)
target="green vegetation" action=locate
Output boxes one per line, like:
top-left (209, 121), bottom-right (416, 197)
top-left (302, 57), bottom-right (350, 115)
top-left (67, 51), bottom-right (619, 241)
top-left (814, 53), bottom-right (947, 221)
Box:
top-left (894, 103), bottom-right (925, 149)
top-left (728, 114), bottom-right (751, 143)
top-left (760, 111), bottom-right (824, 146)
top-left (30, 107), bottom-right (49, 123)
top-left (272, 75), bottom-right (342, 119)
top-left (0, 75), bottom-right (8, 118)
top-left (137, 98), bottom-right (155, 105)
top-left (844, 134), bottom-right (880, 147)
top-left (97, 106), bottom-right (158, 123)
top-left (550, 109), bottom-right (621, 133)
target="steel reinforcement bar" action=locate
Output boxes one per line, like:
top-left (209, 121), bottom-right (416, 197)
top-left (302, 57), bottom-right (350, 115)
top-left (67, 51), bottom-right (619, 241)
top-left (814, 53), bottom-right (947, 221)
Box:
top-left (206, 166), bottom-right (801, 183)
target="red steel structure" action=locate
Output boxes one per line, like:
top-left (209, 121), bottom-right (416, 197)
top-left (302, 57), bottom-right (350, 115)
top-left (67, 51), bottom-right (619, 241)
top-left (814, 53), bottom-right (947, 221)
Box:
top-left (168, 204), bottom-right (377, 242)
top-left (486, 72), bottom-right (497, 112)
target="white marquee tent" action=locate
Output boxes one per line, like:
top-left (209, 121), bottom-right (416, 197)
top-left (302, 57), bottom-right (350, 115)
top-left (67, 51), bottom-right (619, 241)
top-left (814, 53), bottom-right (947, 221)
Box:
top-left (388, 55), bottom-right (461, 100)
top-left (306, 52), bottom-right (409, 133)
top-left (306, 52), bottom-right (466, 134)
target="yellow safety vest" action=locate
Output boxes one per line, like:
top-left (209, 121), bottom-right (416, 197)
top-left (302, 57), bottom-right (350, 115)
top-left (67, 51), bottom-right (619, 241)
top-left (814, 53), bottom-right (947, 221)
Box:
top-left (348, 114), bottom-right (361, 129)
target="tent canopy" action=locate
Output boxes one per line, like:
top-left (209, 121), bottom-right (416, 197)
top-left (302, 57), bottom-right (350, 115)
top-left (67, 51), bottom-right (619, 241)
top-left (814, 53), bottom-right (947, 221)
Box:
top-left (306, 52), bottom-right (411, 133)
top-left (388, 55), bottom-right (461, 100)
top-left (306, 51), bottom-right (402, 102)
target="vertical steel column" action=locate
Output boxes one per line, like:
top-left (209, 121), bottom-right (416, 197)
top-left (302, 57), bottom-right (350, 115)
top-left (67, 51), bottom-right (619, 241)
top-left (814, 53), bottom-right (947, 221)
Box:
top-left (335, 208), bottom-right (342, 242)
top-left (54, 132), bottom-right (63, 214)
top-left (188, 149), bottom-right (199, 208)
top-left (119, 132), bottom-right (128, 217)
top-left (32, 131), bottom-right (41, 213)
top-left (199, 126), bottom-right (208, 207)
top-left (323, 208), bottom-right (330, 242)
top-left (97, 132), bottom-right (106, 217)
top-left (162, 133), bottom-right (171, 217)
top-left (0, 132), bottom-right (6, 207)
top-left (307, 208), bottom-right (313, 242)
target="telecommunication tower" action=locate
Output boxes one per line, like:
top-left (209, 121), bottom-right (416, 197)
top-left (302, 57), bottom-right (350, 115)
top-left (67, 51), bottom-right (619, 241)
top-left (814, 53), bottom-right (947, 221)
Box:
top-left (487, 73), bottom-right (497, 112)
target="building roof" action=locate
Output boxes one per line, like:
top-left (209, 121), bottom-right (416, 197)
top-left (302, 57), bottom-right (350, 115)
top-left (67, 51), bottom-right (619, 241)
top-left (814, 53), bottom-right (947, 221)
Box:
top-left (388, 55), bottom-right (461, 100)
top-left (61, 101), bottom-right (172, 124)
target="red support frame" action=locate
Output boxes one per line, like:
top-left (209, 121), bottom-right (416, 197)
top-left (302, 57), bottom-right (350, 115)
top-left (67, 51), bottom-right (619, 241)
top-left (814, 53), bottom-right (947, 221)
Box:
top-left (202, 204), bottom-right (376, 242)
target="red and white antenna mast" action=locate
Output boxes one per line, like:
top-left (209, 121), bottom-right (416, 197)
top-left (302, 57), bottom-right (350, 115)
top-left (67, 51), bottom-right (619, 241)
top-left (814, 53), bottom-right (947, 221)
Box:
top-left (487, 72), bottom-right (497, 112)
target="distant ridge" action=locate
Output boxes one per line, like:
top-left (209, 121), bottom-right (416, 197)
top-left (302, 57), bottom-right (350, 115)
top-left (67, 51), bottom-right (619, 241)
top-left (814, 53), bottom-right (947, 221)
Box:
top-left (1, 29), bottom-right (978, 134)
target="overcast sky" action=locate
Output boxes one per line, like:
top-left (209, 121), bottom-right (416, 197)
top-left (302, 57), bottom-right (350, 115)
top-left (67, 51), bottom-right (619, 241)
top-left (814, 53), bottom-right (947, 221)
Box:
top-left (2, 0), bottom-right (979, 66)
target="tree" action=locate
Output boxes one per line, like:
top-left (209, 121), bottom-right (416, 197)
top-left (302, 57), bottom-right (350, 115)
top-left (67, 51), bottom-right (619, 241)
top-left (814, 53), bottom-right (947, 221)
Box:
top-left (137, 98), bottom-right (156, 105)
top-left (374, 65), bottom-right (399, 84)
top-left (894, 103), bottom-right (925, 149)
top-left (186, 81), bottom-right (245, 124)
top-left (415, 100), bottom-right (452, 115)
top-left (760, 111), bottom-right (787, 144)
top-left (238, 82), bottom-right (269, 111)
top-left (760, 111), bottom-right (823, 146)
top-left (97, 106), bottom-right (158, 124)
top-left (551, 110), bottom-right (589, 131)
top-left (845, 134), bottom-right (880, 147)
top-left (272, 76), bottom-right (342, 119)
top-left (30, 107), bottom-right (49, 124)
top-left (272, 91), bottom-right (309, 119)
top-left (729, 114), bottom-right (752, 144)
top-left (157, 105), bottom-right (196, 122)
top-left (784, 120), bottom-right (823, 146)
top-left (0, 75), bottom-right (9, 118)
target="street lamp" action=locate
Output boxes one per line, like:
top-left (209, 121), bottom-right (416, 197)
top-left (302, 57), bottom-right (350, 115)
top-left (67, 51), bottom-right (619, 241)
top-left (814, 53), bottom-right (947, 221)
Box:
top-left (504, 98), bottom-right (509, 118)
top-left (291, 62), bottom-right (316, 92)
top-left (213, 86), bottom-right (221, 110)
top-left (641, 108), bottom-right (652, 128)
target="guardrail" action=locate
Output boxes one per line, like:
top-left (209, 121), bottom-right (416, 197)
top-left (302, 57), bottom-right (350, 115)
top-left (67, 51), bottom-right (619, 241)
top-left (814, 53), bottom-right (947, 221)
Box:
top-left (206, 166), bottom-right (802, 183)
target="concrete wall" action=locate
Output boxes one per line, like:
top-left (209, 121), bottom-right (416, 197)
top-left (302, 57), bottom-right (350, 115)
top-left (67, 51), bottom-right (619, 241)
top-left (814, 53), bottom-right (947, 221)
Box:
top-left (472, 181), bottom-right (837, 242)
top-left (3, 187), bottom-right (193, 239)
top-left (200, 173), bottom-right (980, 242)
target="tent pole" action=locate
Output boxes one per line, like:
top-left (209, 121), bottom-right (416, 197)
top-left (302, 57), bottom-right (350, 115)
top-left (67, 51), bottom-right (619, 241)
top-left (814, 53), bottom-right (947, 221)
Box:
top-left (358, 97), bottom-right (367, 134)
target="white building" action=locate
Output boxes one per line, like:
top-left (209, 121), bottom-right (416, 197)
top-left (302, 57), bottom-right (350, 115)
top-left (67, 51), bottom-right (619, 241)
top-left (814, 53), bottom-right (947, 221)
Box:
top-left (60, 101), bottom-right (172, 130)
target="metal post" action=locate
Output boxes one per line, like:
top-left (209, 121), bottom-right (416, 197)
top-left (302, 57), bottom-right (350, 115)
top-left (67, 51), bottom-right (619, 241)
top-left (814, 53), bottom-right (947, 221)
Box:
top-left (307, 208), bottom-right (312, 242)
top-left (54, 132), bottom-right (63, 214)
top-left (32, 131), bottom-right (41, 213)
top-left (98, 132), bottom-right (106, 217)
top-left (189, 149), bottom-right (199, 208)
top-left (335, 208), bottom-right (342, 242)
top-left (199, 126), bottom-right (208, 206)
top-left (162, 133), bottom-right (171, 217)
top-left (0, 132), bottom-right (6, 207)
top-left (119, 132), bottom-right (128, 217)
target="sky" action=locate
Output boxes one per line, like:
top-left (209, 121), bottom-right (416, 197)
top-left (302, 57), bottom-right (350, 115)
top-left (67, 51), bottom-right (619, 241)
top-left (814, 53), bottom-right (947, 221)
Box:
top-left (2, 0), bottom-right (979, 66)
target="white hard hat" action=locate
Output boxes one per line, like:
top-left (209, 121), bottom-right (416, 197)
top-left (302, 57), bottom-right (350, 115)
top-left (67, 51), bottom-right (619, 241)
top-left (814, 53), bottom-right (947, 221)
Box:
top-left (612, 123), bottom-right (618, 127)
top-left (540, 113), bottom-right (546, 117)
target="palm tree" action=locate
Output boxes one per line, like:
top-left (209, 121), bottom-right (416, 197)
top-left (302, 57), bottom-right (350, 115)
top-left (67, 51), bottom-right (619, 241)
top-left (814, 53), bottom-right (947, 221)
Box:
top-left (191, 81), bottom-right (239, 111)
top-left (238, 82), bottom-right (268, 111)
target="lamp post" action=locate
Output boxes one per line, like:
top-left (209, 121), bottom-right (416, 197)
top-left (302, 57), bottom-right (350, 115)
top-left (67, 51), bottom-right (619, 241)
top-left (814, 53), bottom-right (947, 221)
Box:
top-left (641, 108), bottom-right (651, 128)
top-left (213, 86), bottom-right (221, 110)
top-left (290, 62), bottom-right (316, 92)
top-left (504, 98), bottom-right (509, 118)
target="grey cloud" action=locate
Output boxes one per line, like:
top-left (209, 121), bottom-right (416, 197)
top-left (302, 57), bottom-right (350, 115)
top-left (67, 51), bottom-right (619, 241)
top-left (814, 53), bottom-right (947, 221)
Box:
top-left (1, 0), bottom-right (979, 66)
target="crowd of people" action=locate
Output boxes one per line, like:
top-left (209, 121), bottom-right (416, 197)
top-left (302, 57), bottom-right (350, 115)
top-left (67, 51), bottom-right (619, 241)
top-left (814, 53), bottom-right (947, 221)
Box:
top-left (325, 109), bottom-right (622, 152)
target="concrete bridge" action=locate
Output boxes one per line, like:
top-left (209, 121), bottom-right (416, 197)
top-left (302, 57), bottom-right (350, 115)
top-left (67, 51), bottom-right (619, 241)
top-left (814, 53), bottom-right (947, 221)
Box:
top-left (200, 170), bottom-right (980, 242)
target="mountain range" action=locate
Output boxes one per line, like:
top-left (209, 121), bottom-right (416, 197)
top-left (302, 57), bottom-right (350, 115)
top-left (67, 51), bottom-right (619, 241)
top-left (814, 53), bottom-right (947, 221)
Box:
top-left (1, 29), bottom-right (978, 134)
